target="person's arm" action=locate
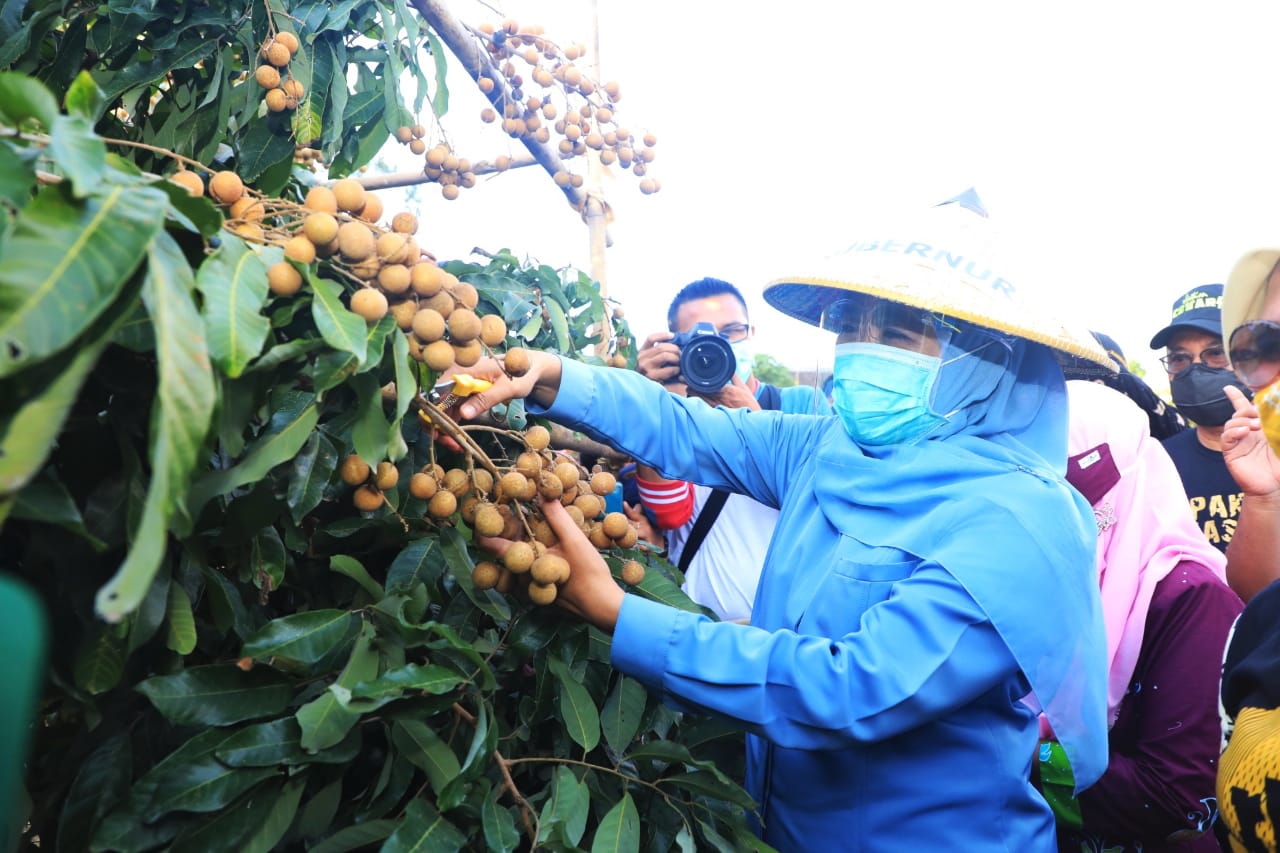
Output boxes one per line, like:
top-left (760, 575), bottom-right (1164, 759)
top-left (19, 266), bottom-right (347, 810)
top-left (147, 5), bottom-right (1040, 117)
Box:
top-left (1221, 386), bottom-right (1280, 601)
top-left (1074, 568), bottom-right (1242, 842)
top-left (635, 475), bottom-right (694, 529)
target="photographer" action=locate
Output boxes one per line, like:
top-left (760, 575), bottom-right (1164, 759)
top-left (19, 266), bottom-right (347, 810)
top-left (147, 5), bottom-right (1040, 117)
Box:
top-left (634, 278), bottom-right (830, 622)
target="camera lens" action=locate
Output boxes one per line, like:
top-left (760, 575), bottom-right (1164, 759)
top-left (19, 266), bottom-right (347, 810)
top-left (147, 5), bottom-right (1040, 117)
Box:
top-left (680, 335), bottom-right (736, 393)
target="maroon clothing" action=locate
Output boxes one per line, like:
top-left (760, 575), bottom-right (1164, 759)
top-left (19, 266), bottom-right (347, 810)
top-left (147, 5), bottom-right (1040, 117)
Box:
top-left (1059, 560), bottom-right (1244, 852)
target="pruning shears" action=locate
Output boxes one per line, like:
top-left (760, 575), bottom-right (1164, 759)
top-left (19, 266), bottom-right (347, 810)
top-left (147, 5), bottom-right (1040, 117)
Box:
top-left (417, 374), bottom-right (493, 427)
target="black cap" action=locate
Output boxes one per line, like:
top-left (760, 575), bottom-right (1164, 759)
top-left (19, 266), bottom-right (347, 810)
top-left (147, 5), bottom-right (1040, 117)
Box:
top-left (1149, 284), bottom-right (1224, 349)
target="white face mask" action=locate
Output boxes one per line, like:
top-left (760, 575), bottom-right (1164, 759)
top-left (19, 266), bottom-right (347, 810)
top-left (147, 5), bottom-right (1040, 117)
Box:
top-left (730, 340), bottom-right (754, 383)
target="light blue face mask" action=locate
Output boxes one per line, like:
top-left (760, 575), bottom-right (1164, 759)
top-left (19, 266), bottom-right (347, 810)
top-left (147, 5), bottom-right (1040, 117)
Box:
top-left (831, 341), bottom-right (947, 446)
top-left (730, 340), bottom-right (754, 384)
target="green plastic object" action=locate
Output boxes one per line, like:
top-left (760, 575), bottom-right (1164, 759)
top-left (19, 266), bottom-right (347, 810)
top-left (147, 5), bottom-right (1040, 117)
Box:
top-left (0, 575), bottom-right (47, 849)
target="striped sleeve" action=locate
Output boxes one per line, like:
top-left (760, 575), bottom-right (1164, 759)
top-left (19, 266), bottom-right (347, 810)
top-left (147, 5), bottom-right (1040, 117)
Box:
top-left (636, 476), bottom-right (695, 529)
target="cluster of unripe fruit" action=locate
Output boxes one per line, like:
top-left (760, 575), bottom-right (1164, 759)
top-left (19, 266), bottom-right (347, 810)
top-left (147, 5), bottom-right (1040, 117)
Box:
top-left (253, 32), bottom-right (305, 114)
top-left (472, 18), bottom-right (661, 197)
top-left (341, 423), bottom-right (644, 605)
top-left (391, 128), bottom-right (480, 202)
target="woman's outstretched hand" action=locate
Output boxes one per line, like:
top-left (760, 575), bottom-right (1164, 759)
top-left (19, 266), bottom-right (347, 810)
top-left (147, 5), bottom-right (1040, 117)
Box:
top-left (477, 498), bottom-right (625, 633)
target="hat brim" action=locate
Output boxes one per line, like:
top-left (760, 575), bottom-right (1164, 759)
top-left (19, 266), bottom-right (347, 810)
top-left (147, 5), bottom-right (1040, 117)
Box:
top-left (1148, 319), bottom-right (1226, 350)
top-left (1224, 249), bottom-right (1280, 341)
top-left (764, 274), bottom-right (1117, 371)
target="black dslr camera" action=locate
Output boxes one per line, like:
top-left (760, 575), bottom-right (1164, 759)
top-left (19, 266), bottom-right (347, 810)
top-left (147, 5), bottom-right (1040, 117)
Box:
top-left (669, 322), bottom-right (736, 394)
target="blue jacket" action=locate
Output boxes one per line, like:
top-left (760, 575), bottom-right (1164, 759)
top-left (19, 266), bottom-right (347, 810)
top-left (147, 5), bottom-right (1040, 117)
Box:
top-left (536, 357), bottom-right (1107, 852)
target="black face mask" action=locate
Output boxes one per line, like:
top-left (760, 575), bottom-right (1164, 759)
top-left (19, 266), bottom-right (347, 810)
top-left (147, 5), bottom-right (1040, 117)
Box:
top-left (1169, 363), bottom-right (1252, 427)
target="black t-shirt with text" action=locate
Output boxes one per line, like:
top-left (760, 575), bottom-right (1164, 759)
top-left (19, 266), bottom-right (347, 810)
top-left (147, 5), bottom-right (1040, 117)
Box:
top-left (1160, 428), bottom-right (1241, 553)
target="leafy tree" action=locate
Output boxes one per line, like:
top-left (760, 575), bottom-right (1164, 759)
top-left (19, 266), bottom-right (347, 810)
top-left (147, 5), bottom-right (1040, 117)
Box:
top-left (0, 2), bottom-right (764, 851)
top-left (752, 353), bottom-right (795, 388)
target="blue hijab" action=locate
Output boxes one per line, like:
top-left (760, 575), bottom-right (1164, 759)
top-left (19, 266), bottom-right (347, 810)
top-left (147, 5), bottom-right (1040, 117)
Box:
top-left (810, 321), bottom-right (1109, 789)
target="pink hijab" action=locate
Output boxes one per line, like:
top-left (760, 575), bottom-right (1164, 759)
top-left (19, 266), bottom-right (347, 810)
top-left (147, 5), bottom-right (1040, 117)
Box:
top-left (1065, 380), bottom-right (1228, 727)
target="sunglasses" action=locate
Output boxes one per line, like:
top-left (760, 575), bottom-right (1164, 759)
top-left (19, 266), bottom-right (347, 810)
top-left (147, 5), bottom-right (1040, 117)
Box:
top-left (1228, 320), bottom-right (1280, 389)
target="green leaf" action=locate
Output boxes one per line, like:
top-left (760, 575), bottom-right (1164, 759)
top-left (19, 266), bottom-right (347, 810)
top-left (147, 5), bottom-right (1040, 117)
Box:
top-left (216, 717), bottom-right (361, 767)
top-left (439, 524), bottom-right (510, 620)
top-left (391, 719), bottom-right (461, 794)
top-left (352, 662), bottom-right (463, 699)
top-left (660, 770), bottom-right (758, 810)
top-left (309, 275), bottom-right (367, 364)
top-left (96, 231), bottom-right (217, 622)
top-left (546, 298), bottom-right (571, 352)
top-left (0, 71), bottom-right (57, 126)
top-left (73, 624), bottom-right (125, 694)
top-left (164, 582), bottom-right (197, 654)
top-left (136, 664), bottom-right (294, 726)
top-left (288, 430), bottom-right (339, 524)
top-left (309, 819), bottom-right (396, 853)
top-left (296, 620), bottom-right (379, 750)
top-left (242, 776), bottom-right (306, 853)
top-left (590, 791), bottom-right (640, 853)
top-left (385, 537), bottom-right (444, 594)
top-left (65, 70), bottom-right (107, 121)
top-left (236, 119), bottom-right (298, 183)
top-left (329, 554), bottom-right (384, 601)
top-left (537, 765), bottom-right (590, 847)
top-left (546, 655), bottom-right (600, 752)
top-left (481, 784), bottom-right (520, 853)
top-left (57, 733), bottom-right (132, 853)
top-left (195, 235), bottom-right (271, 378)
top-left (351, 371), bottom-right (389, 468)
top-left (10, 468), bottom-right (106, 549)
top-left (49, 114), bottom-right (106, 197)
top-left (0, 181), bottom-right (166, 377)
top-left (249, 524), bottom-right (287, 592)
top-left (142, 760), bottom-right (278, 823)
top-left (600, 676), bottom-right (647, 755)
top-left (382, 798), bottom-right (466, 853)
top-left (241, 609), bottom-right (359, 665)
top-left (169, 778), bottom-right (300, 853)
top-left (187, 392), bottom-right (319, 520)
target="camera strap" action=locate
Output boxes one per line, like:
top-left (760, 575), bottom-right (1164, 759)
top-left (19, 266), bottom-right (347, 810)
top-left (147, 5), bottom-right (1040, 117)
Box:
top-left (677, 383), bottom-right (785, 574)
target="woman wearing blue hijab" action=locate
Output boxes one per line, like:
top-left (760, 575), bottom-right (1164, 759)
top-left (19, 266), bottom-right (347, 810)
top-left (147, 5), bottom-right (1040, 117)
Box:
top-left (459, 196), bottom-right (1112, 851)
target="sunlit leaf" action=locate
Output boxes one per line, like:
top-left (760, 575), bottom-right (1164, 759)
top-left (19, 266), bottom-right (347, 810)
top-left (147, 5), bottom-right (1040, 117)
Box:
top-left (195, 236), bottom-right (271, 378)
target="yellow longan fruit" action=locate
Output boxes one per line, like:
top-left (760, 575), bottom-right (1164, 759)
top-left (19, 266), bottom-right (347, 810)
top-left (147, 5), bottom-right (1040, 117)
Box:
top-left (472, 561), bottom-right (501, 590)
top-left (274, 31), bottom-right (300, 55)
top-left (262, 40), bottom-right (291, 67)
top-left (530, 554), bottom-right (569, 585)
top-left (524, 425), bottom-right (551, 450)
top-left (375, 461), bottom-right (399, 490)
top-left (473, 504), bottom-right (505, 537)
top-left (302, 211), bottom-right (339, 245)
top-left (514, 451), bottom-right (542, 479)
top-left (590, 471), bottom-right (617, 497)
top-left (553, 462), bottom-right (579, 491)
top-left (376, 232), bottom-right (411, 264)
top-left (353, 484), bottom-right (384, 512)
top-left (357, 192), bottom-right (383, 223)
top-left (388, 299), bottom-right (417, 331)
top-left (615, 526), bottom-right (639, 549)
top-left (378, 264), bottom-right (411, 294)
top-left (504, 541), bottom-right (536, 574)
top-left (281, 78), bottom-right (305, 100)
top-left (537, 471), bottom-right (563, 501)
top-left (395, 126), bottom-right (413, 143)
top-left (410, 262), bottom-right (445, 297)
top-left (169, 170), bottom-right (204, 196)
top-left (447, 308), bottom-right (481, 342)
top-left (427, 489), bottom-right (457, 518)
top-left (422, 340), bottom-right (455, 371)
top-left (588, 523), bottom-right (611, 549)
top-left (527, 581), bottom-right (557, 605)
top-left (391, 212), bottom-right (418, 234)
top-left (497, 471), bottom-right (527, 502)
top-left (441, 185), bottom-right (460, 201)
top-left (504, 348), bottom-right (531, 376)
top-left (453, 340), bottom-right (483, 367)
top-left (411, 308), bottom-right (446, 343)
top-left (420, 290), bottom-right (454, 320)
top-left (564, 505), bottom-right (586, 528)
top-left (208, 170), bottom-right (244, 204)
top-left (230, 221), bottom-right (264, 242)
top-left (479, 314), bottom-right (507, 347)
top-left (266, 261), bottom-right (303, 296)
top-left (620, 560), bottom-right (645, 585)
top-left (264, 88), bottom-right (289, 112)
top-left (332, 178), bottom-right (366, 213)
top-left (440, 468), bottom-right (469, 497)
top-left (340, 454), bottom-right (371, 485)
top-left (409, 471), bottom-right (438, 500)
top-left (283, 235), bottom-right (317, 264)
top-left (337, 221), bottom-right (376, 261)
top-left (349, 287), bottom-right (389, 322)
top-left (574, 494), bottom-right (603, 520)
top-left (601, 511), bottom-right (629, 539)
top-left (229, 196), bottom-right (266, 221)
top-left (304, 185), bottom-right (339, 213)
top-left (408, 138), bottom-right (426, 155)
top-left (255, 65), bottom-right (281, 89)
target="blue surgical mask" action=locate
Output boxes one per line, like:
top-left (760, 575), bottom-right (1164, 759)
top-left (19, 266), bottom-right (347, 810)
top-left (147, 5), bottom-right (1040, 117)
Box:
top-left (831, 342), bottom-right (947, 445)
top-left (730, 340), bottom-right (754, 383)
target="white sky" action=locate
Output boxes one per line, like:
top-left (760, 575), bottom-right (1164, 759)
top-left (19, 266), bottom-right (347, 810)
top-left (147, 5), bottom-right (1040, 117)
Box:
top-left (378, 1), bottom-right (1280, 387)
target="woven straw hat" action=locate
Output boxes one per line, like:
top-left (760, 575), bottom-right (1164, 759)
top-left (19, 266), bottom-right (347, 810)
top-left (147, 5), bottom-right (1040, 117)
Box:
top-left (763, 190), bottom-right (1116, 371)
top-left (1224, 247), bottom-right (1280, 339)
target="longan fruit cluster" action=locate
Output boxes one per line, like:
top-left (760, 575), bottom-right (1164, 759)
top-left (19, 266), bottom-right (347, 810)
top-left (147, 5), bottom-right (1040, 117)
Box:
top-left (339, 453), bottom-right (399, 513)
top-left (393, 125), bottom-right (479, 202)
top-left (473, 19), bottom-right (660, 199)
top-left (255, 32), bottom-right (305, 114)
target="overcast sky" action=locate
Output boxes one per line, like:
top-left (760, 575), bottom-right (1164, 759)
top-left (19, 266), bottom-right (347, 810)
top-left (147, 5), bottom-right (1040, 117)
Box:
top-left (381, 1), bottom-right (1280, 387)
